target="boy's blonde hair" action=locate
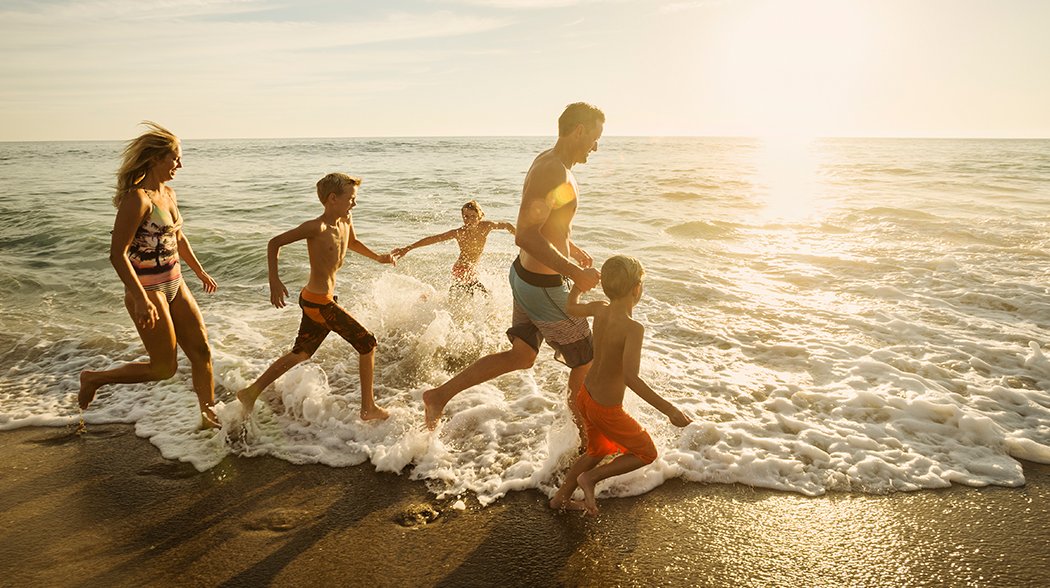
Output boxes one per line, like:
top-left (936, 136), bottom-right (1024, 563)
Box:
top-left (600, 255), bottom-right (645, 300)
top-left (114, 121), bottom-right (180, 207)
top-left (462, 199), bottom-right (485, 218)
top-left (316, 172), bottom-right (361, 203)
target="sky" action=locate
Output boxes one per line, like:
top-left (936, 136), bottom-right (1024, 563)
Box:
top-left (2, 0), bottom-right (1049, 140)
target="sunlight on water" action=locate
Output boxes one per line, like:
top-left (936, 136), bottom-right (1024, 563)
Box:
top-left (751, 135), bottom-right (823, 223)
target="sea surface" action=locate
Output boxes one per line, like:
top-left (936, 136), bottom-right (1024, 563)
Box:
top-left (1, 136), bottom-right (1048, 504)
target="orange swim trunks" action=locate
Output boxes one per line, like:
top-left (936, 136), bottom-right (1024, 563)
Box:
top-left (577, 384), bottom-right (657, 464)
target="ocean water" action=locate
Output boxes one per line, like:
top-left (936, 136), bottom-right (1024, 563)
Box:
top-left (1, 136), bottom-right (1049, 504)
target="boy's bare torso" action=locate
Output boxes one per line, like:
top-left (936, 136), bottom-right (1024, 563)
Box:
top-left (453, 222), bottom-right (497, 266)
top-left (305, 216), bottom-right (349, 295)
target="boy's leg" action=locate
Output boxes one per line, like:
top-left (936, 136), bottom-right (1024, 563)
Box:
top-left (566, 362), bottom-right (591, 443)
top-left (423, 336), bottom-right (537, 430)
top-left (358, 349), bottom-right (388, 421)
top-left (79, 291), bottom-right (179, 410)
top-left (577, 454), bottom-right (646, 516)
top-left (316, 301), bottom-right (388, 421)
top-left (169, 282), bottom-right (218, 429)
top-left (236, 351), bottom-right (311, 415)
top-left (550, 453), bottom-right (603, 510)
top-left (238, 300), bottom-right (328, 416)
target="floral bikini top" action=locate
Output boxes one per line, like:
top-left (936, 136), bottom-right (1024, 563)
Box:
top-left (128, 201), bottom-right (183, 276)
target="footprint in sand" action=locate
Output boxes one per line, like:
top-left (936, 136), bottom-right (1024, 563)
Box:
top-left (394, 503), bottom-right (441, 528)
top-left (136, 461), bottom-right (201, 480)
top-left (243, 509), bottom-right (323, 532)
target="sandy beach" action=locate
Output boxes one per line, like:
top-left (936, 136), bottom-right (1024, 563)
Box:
top-left (1, 424), bottom-right (1048, 587)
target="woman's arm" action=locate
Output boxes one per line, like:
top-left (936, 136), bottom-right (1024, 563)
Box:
top-left (175, 227), bottom-right (217, 293)
top-left (110, 190), bottom-right (156, 327)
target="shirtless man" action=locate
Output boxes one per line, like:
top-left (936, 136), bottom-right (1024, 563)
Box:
top-left (236, 172), bottom-right (395, 421)
top-left (423, 102), bottom-right (605, 430)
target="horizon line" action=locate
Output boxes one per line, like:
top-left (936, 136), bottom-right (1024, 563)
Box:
top-left (2, 134), bottom-right (1049, 143)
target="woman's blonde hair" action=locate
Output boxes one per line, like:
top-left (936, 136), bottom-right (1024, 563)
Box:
top-left (113, 121), bottom-right (180, 207)
top-left (600, 255), bottom-right (645, 299)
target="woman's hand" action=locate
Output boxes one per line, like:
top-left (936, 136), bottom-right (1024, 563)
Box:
top-left (197, 270), bottom-right (218, 293)
top-left (132, 296), bottom-right (159, 330)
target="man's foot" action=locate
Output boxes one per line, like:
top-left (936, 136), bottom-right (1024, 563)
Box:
top-left (78, 371), bottom-right (101, 410)
top-left (236, 387), bottom-right (258, 417)
top-left (577, 471), bottom-right (599, 516)
top-left (423, 388), bottom-right (447, 431)
top-left (360, 405), bottom-right (390, 421)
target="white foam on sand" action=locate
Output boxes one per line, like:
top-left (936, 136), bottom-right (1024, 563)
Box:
top-left (4, 253), bottom-right (1050, 505)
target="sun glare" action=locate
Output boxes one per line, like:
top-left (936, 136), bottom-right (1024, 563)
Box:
top-left (709, 0), bottom-right (875, 138)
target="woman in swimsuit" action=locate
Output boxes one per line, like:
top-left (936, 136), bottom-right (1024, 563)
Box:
top-left (392, 200), bottom-right (515, 295)
top-left (79, 122), bottom-right (220, 429)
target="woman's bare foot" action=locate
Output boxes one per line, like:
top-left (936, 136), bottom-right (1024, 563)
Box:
top-left (78, 371), bottom-right (101, 410)
top-left (422, 388), bottom-right (447, 430)
top-left (360, 405), bottom-right (390, 421)
top-left (577, 471), bottom-right (599, 516)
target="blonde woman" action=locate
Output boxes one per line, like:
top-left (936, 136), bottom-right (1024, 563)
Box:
top-left (79, 122), bottom-right (219, 428)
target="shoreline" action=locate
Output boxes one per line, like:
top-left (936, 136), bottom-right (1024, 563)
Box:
top-left (2, 424), bottom-right (1049, 587)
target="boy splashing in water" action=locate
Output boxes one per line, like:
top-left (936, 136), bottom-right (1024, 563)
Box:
top-left (550, 255), bottom-right (692, 515)
top-left (236, 173), bottom-right (394, 421)
top-left (392, 200), bottom-right (514, 295)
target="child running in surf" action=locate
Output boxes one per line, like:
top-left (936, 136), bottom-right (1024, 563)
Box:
top-left (391, 200), bottom-right (514, 295)
top-left (549, 255), bottom-right (692, 516)
top-left (236, 173), bottom-right (394, 421)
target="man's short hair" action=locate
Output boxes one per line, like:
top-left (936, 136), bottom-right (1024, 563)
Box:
top-left (316, 172), bottom-right (361, 203)
top-left (600, 255), bottom-right (645, 300)
top-left (558, 102), bottom-right (605, 137)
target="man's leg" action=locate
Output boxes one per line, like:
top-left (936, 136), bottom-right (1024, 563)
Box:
top-left (423, 337), bottom-right (537, 430)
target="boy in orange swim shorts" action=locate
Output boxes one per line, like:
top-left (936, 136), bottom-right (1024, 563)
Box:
top-left (236, 173), bottom-right (395, 422)
top-left (549, 255), bottom-right (692, 516)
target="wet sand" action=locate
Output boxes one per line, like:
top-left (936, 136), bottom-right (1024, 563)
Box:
top-left (2, 424), bottom-right (1049, 587)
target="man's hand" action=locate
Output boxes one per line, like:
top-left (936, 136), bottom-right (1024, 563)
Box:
top-left (571, 267), bottom-right (601, 292)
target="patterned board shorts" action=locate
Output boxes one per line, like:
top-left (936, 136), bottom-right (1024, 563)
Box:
top-left (291, 289), bottom-right (377, 356)
top-left (505, 257), bottom-right (593, 368)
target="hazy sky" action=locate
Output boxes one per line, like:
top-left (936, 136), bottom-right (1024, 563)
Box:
top-left (2, 0), bottom-right (1048, 140)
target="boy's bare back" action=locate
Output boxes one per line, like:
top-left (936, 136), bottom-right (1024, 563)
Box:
top-left (578, 301), bottom-right (643, 407)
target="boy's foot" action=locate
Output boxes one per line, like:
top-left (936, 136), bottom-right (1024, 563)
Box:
top-left (549, 496), bottom-right (588, 511)
top-left (199, 410), bottom-right (221, 431)
top-left (78, 371), bottom-right (101, 410)
top-left (577, 471), bottom-right (599, 516)
top-left (422, 388), bottom-right (446, 431)
top-left (236, 387), bottom-right (258, 417)
top-left (360, 405), bottom-right (390, 421)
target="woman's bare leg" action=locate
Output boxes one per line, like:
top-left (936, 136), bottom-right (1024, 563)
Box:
top-left (78, 291), bottom-right (178, 409)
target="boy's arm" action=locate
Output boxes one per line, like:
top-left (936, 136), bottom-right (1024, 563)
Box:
top-left (267, 219), bottom-right (320, 308)
top-left (392, 228), bottom-right (457, 259)
top-left (565, 285), bottom-right (607, 318)
top-left (493, 220), bottom-right (516, 235)
top-left (623, 323), bottom-right (692, 427)
top-left (346, 216), bottom-right (395, 265)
